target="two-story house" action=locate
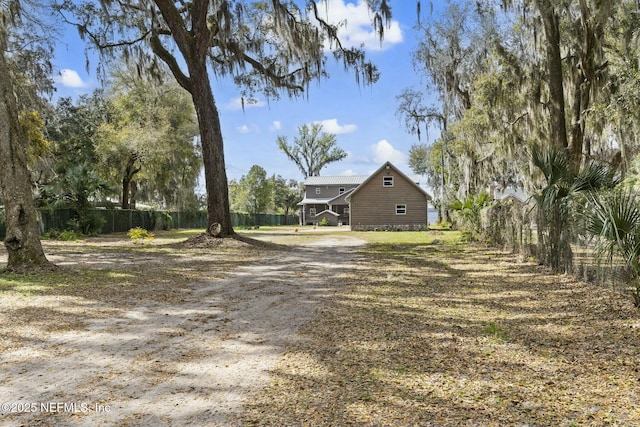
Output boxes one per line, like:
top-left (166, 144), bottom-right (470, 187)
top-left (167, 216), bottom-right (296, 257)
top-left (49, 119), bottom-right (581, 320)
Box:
top-left (298, 162), bottom-right (432, 230)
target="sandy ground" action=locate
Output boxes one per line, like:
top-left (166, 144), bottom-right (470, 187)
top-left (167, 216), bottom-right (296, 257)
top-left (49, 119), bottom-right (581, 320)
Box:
top-left (0, 235), bottom-right (367, 426)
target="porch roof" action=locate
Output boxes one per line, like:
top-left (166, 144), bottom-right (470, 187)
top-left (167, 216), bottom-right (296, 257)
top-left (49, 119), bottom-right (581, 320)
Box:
top-left (297, 197), bottom-right (332, 206)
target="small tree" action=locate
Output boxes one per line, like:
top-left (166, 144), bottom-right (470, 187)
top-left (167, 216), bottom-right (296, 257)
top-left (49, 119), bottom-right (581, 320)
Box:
top-left (277, 123), bottom-right (347, 178)
top-left (271, 176), bottom-right (300, 224)
top-left (229, 165), bottom-right (272, 219)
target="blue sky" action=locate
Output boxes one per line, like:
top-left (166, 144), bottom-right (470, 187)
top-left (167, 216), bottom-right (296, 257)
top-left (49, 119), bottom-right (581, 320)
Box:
top-left (51, 0), bottom-right (440, 186)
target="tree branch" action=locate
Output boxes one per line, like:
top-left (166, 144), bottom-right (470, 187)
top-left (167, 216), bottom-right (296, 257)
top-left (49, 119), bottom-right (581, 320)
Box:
top-left (57, 11), bottom-right (150, 51)
top-left (241, 52), bottom-right (305, 92)
top-left (149, 34), bottom-right (192, 92)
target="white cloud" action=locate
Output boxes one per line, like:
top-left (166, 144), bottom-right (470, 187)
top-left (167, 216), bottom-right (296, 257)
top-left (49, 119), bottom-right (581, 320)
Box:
top-left (55, 69), bottom-right (91, 88)
top-left (371, 139), bottom-right (407, 164)
top-left (311, 0), bottom-right (403, 51)
top-left (237, 125), bottom-right (251, 134)
top-left (225, 97), bottom-right (267, 111)
top-left (270, 121), bottom-right (282, 131)
top-left (315, 118), bottom-right (357, 134)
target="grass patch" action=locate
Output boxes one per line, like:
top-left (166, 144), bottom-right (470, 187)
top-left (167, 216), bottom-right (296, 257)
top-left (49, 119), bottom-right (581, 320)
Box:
top-left (351, 230), bottom-right (463, 245)
top-left (152, 228), bottom-right (206, 239)
top-left (237, 226), bottom-right (464, 247)
top-left (481, 321), bottom-right (507, 341)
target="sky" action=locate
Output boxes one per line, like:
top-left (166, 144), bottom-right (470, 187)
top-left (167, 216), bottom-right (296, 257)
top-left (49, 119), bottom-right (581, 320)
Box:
top-left (50, 0), bottom-right (441, 189)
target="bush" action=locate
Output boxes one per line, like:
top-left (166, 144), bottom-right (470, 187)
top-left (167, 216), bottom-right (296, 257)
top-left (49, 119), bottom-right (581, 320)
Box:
top-left (150, 210), bottom-right (173, 231)
top-left (128, 227), bottom-right (154, 240)
top-left (319, 217), bottom-right (329, 226)
top-left (42, 228), bottom-right (84, 241)
top-left (584, 190), bottom-right (640, 306)
top-left (67, 211), bottom-right (106, 236)
top-left (42, 228), bottom-right (61, 240)
top-left (59, 230), bottom-right (84, 241)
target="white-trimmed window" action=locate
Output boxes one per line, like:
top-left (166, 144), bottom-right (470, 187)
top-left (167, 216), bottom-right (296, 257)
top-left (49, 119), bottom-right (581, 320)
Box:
top-left (309, 207), bottom-right (317, 217)
top-left (383, 176), bottom-right (394, 187)
top-left (344, 207), bottom-right (350, 215)
top-left (396, 204), bottom-right (407, 215)
top-left (339, 187), bottom-right (345, 195)
top-left (315, 187), bottom-right (321, 195)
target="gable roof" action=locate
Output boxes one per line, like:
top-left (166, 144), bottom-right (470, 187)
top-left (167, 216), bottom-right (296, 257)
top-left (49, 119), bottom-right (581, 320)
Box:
top-left (345, 161), bottom-right (432, 201)
top-left (316, 209), bottom-right (340, 217)
top-left (304, 173), bottom-right (422, 187)
top-left (304, 175), bottom-right (368, 186)
top-left (327, 187), bottom-right (355, 204)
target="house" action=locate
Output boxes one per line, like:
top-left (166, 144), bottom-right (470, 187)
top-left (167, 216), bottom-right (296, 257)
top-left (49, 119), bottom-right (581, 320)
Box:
top-left (489, 184), bottom-right (527, 204)
top-left (299, 175), bottom-right (365, 226)
top-left (298, 162), bottom-right (432, 230)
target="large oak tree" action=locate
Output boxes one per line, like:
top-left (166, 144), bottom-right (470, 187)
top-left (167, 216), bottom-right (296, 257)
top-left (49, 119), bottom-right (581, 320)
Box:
top-left (0, 0), bottom-right (54, 271)
top-left (58, 0), bottom-right (391, 237)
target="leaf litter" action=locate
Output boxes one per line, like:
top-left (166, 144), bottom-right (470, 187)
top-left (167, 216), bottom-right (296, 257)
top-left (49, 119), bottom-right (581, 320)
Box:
top-left (238, 244), bottom-right (640, 427)
top-left (0, 234), bottom-right (639, 426)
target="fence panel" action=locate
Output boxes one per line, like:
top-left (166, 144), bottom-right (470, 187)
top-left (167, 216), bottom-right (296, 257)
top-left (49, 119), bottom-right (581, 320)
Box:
top-left (0, 209), bottom-right (299, 239)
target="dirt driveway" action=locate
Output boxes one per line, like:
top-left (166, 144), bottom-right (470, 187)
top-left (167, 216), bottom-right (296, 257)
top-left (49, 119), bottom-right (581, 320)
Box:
top-left (0, 234), bottom-right (366, 426)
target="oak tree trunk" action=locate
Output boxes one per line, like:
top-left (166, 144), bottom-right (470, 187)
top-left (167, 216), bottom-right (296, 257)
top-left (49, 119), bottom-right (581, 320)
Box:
top-left (188, 59), bottom-right (234, 237)
top-left (121, 154), bottom-right (140, 209)
top-left (0, 38), bottom-right (52, 271)
top-left (535, 0), bottom-right (568, 151)
top-left (152, 0), bottom-right (234, 238)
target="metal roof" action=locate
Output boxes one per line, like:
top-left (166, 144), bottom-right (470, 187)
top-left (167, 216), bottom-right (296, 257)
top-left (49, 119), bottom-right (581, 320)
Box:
top-left (297, 197), bottom-right (333, 206)
top-left (304, 175), bottom-right (369, 186)
top-left (304, 174), bottom-right (422, 186)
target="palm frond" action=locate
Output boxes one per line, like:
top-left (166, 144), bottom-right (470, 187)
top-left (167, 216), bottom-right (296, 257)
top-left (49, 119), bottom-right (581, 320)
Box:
top-left (585, 190), bottom-right (640, 276)
top-left (530, 143), bottom-right (570, 186)
top-left (571, 162), bottom-right (619, 194)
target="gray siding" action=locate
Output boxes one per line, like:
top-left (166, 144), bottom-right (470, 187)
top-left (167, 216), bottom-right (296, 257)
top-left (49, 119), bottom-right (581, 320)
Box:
top-left (303, 204), bottom-right (326, 225)
top-left (302, 184), bottom-right (359, 225)
top-left (315, 211), bottom-right (340, 226)
top-left (306, 184), bottom-right (358, 198)
top-left (350, 169), bottom-right (428, 230)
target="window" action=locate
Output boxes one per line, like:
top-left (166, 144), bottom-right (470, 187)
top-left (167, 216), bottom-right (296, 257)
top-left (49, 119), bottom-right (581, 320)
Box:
top-left (383, 176), bottom-right (394, 187)
top-left (339, 187), bottom-right (345, 195)
top-left (309, 208), bottom-right (317, 217)
top-left (315, 187), bottom-right (321, 195)
top-left (396, 204), bottom-right (406, 215)
top-left (344, 207), bottom-right (350, 215)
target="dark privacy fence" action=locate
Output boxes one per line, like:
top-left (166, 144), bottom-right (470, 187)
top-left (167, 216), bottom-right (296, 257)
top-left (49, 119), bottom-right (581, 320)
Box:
top-left (0, 209), bottom-right (299, 238)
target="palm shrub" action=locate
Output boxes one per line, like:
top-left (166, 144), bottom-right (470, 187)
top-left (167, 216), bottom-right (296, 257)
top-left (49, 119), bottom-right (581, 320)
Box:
top-left (449, 190), bottom-right (492, 240)
top-left (530, 144), bottom-right (618, 273)
top-left (584, 190), bottom-right (640, 306)
top-left (42, 162), bottom-right (114, 235)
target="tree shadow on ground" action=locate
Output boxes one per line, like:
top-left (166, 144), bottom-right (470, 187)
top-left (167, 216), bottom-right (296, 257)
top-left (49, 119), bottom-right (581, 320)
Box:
top-left (0, 235), bottom-right (365, 426)
top-left (240, 242), bottom-right (640, 426)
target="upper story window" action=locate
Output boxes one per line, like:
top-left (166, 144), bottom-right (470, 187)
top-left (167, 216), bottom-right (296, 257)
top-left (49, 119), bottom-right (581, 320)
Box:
top-left (315, 187), bottom-right (321, 195)
top-left (339, 187), bottom-right (345, 195)
top-left (383, 176), bottom-right (394, 187)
